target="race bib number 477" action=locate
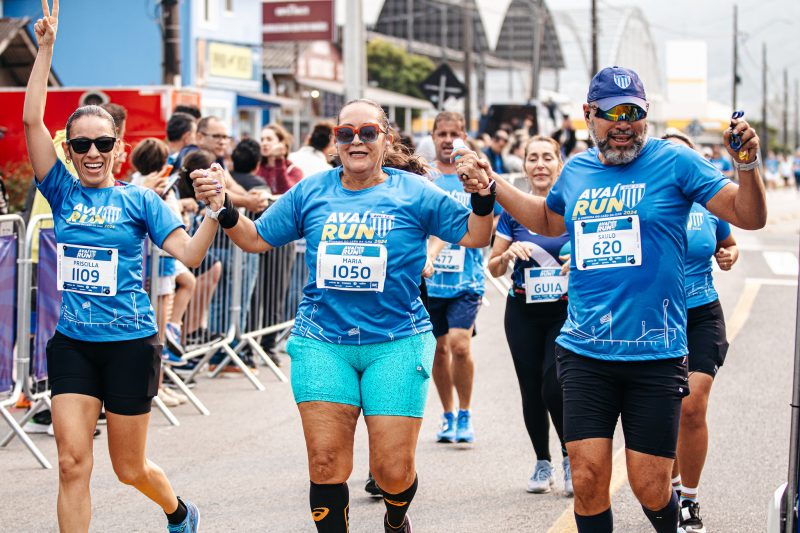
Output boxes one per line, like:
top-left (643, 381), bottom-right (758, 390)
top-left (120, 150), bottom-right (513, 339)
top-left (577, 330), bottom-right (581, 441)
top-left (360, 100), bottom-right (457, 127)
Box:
top-left (574, 215), bottom-right (642, 271)
top-left (317, 242), bottom-right (387, 292)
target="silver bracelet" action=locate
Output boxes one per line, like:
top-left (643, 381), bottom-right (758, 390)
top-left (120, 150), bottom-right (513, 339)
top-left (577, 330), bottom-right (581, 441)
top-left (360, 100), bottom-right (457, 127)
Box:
top-left (734, 154), bottom-right (759, 172)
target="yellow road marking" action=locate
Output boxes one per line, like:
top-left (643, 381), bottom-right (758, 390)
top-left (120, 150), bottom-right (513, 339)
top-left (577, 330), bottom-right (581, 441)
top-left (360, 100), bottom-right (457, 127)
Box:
top-left (548, 278), bottom-right (764, 531)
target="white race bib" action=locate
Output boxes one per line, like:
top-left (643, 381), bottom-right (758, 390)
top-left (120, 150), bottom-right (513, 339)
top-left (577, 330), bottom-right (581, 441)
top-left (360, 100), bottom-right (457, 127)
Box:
top-left (524, 267), bottom-right (568, 303)
top-left (433, 243), bottom-right (465, 273)
top-left (316, 242), bottom-right (387, 292)
top-left (574, 215), bottom-right (642, 271)
top-left (57, 243), bottom-right (118, 296)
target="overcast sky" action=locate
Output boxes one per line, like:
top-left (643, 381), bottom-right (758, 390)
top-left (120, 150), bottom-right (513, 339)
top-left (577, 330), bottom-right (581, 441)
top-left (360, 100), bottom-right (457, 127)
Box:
top-left (554, 0), bottom-right (800, 123)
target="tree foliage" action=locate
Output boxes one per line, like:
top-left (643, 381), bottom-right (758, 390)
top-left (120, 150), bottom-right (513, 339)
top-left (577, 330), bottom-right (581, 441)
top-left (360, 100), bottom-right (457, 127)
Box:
top-left (367, 39), bottom-right (435, 99)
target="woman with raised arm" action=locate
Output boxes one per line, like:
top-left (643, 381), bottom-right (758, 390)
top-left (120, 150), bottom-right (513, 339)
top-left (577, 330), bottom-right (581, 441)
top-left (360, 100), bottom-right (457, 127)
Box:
top-left (195, 99), bottom-right (494, 533)
top-left (23, 2), bottom-right (222, 531)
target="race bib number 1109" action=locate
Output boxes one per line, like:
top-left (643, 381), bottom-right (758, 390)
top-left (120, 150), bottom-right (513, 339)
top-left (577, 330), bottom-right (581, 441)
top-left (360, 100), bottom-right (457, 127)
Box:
top-left (57, 243), bottom-right (118, 296)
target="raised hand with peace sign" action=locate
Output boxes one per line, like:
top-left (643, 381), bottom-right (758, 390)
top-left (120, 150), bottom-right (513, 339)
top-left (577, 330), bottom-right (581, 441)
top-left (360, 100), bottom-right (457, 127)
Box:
top-left (33, 0), bottom-right (59, 48)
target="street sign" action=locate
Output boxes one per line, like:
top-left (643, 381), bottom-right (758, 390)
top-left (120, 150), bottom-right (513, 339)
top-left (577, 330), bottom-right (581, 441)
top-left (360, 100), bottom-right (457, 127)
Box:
top-left (263, 0), bottom-right (334, 43)
top-left (419, 63), bottom-right (467, 109)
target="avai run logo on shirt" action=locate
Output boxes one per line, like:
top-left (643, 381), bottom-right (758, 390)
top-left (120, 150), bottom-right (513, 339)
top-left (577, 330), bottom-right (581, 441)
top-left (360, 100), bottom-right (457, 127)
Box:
top-left (66, 203), bottom-right (122, 228)
top-left (571, 183), bottom-right (646, 219)
top-left (320, 211), bottom-right (396, 243)
top-left (687, 211), bottom-right (704, 230)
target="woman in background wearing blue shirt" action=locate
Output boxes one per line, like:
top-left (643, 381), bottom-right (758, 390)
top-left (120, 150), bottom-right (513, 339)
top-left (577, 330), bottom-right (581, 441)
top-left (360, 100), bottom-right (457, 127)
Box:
top-left (24, 4), bottom-right (222, 531)
top-left (196, 99), bottom-right (494, 533)
top-left (487, 136), bottom-right (572, 496)
top-left (664, 131), bottom-right (739, 533)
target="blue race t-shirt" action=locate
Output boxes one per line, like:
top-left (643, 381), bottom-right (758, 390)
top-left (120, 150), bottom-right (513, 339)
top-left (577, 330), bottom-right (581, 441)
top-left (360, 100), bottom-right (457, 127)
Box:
top-left (37, 159), bottom-right (184, 342)
top-left (254, 167), bottom-right (471, 345)
top-left (495, 210), bottom-right (569, 294)
top-left (545, 138), bottom-right (731, 361)
top-left (685, 204), bottom-right (731, 309)
top-left (709, 157), bottom-right (732, 174)
top-left (427, 173), bottom-right (487, 298)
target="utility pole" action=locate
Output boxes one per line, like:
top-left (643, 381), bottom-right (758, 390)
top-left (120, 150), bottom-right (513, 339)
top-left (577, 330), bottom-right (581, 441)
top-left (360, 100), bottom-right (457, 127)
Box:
top-left (591, 0), bottom-right (598, 76)
top-left (783, 68), bottom-right (789, 149)
top-left (406, 0), bottom-right (414, 52)
top-left (762, 43), bottom-right (768, 160)
top-left (530, 2), bottom-right (545, 102)
top-left (344, 0), bottom-right (365, 102)
top-left (795, 79), bottom-right (799, 150)
top-left (161, 0), bottom-right (181, 86)
top-left (732, 4), bottom-right (738, 110)
top-left (463, 0), bottom-right (473, 131)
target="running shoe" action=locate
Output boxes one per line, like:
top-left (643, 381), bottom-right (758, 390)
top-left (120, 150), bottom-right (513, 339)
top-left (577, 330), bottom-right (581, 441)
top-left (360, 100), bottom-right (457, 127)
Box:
top-left (365, 471), bottom-right (382, 497)
top-left (436, 412), bottom-right (456, 443)
top-left (162, 346), bottom-right (188, 367)
top-left (167, 498), bottom-right (200, 533)
top-left (455, 410), bottom-right (474, 443)
top-left (165, 323), bottom-right (184, 355)
top-left (527, 460), bottom-right (555, 493)
top-left (679, 500), bottom-right (706, 533)
top-left (563, 456), bottom-right (573, 497)
top-left (24, 409), bottom-right (52, 434)
top-left (384, 513), bottom-right (412, 533)
top-left (97, 410), bottom-right (107, 425)
top-left (157, 388), bottom-right (181, 407)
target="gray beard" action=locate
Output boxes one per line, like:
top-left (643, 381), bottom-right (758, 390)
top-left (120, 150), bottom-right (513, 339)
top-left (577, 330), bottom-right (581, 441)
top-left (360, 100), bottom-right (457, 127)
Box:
top-left (590, 122), bottom-right (648, 165)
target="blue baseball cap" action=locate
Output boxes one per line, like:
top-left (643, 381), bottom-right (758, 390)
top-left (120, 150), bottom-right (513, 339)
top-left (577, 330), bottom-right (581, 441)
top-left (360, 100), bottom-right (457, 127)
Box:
top-left (587, 66), bottom-right (648, 110)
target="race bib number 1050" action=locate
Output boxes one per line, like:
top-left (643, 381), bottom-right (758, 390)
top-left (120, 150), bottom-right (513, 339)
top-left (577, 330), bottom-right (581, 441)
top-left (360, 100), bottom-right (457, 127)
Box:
top-left (317, 242), bottom-right (387, 292)
top-left (57, 243), bottom-right (118, 296)
top-left (574, 215), bottom-right (642, 271)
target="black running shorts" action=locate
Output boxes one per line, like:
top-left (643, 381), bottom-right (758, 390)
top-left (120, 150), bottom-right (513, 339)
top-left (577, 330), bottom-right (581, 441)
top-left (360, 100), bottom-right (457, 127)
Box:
top-left (46, 331), bottom-right (162, 415)
top-left (555, 345), bottom-right (689, 458)
top-left (686, 299), bottom-right (728, 378)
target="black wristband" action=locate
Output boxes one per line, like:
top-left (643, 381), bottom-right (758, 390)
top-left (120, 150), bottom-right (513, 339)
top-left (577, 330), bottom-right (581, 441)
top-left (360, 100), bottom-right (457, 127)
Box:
top-left (471, 189), bottom-right (496, 216)
top-left (217, 194), bottom-right (240, 229)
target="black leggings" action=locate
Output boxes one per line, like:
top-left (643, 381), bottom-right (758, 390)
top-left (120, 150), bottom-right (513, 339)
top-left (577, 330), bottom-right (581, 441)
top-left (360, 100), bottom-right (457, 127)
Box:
top-left (504, 294), bottom-right (567, 461)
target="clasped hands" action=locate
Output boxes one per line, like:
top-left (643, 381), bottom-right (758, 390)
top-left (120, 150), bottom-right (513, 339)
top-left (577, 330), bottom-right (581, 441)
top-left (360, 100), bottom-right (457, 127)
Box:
top-left (451, 147), bottom-right (494, 196)
top-left (191, 163), bottom-right (227, 212)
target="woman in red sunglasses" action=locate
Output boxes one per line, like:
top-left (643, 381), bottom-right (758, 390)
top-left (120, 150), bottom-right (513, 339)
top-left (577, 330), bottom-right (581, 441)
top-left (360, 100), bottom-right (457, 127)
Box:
top-left (194, 98), bottom-right (495, 532)
top-left (22, 2), bottom-right (220, 530)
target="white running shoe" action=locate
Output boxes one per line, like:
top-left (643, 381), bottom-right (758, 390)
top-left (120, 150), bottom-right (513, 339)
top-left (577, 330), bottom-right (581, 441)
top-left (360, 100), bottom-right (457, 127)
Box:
top-left (563, 456), bottom-right (574, 497)
top-left (527, 460), bottom-right (555, 493)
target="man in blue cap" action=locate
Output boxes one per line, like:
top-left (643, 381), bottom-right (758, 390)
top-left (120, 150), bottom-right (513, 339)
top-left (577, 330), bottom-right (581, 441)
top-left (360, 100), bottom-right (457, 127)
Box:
top-left (454, 66), bottom-right (767, 532)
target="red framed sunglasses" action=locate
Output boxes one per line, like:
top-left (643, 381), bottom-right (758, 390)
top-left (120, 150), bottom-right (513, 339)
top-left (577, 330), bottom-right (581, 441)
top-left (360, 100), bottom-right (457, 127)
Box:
top-left (333, 123), bottom-right (386, 144)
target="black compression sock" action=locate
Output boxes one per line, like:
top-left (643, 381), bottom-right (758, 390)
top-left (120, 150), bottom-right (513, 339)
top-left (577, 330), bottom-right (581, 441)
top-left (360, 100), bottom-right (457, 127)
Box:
top-left (309, 481), bottom-right (350, 533)
top-left (165, 497), bottom-right (188, 525)
top-left (642, 490), bottom-right (680, 533)
top-left (381, 475), bottom-right (418, 530)
top-left (574, 507), bottom-right (613, 533)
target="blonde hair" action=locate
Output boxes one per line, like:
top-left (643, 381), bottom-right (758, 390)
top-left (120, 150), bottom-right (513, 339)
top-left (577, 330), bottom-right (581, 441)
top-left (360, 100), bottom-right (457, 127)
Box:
top-left (524, 135), bottom-right (564, 172)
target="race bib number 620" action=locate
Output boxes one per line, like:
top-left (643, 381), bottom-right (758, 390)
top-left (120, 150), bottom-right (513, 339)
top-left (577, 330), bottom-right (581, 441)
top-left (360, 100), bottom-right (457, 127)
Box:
top-left (574, 215), bottom-right (642, 271)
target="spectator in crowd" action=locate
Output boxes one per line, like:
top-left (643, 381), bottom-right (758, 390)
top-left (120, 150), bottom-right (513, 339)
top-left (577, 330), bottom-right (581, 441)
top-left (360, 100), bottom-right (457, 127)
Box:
top-left (130, 138), bottom-right (189, 406)
top-left (100, 102), bottom-right (128, 177)
top-left (765, 151), bottom-right (780, 189)
top-left (483, 129), bottom-right (510, 174)
top-left (173, 104), bottom-right (202, 120)
top-left (505, 136), bottom-right (527, 173)
top-left (175, 150), bottom-right (224, 347)
top-left (289, 121), bottom-right (334, 177)
top-left (779, 153), bottom-right (793, 187)
top-left (231, 139), bottom-right (268, 192)
top-left (258, 123), bottom-right (303, 194)
top-left (166, 112), bottom-right (197, 171)
top-left (708, 144), bottom-right (734, 180)
top-left (794, 149), bottom-right (800, 192)
top-left (551, 115), bottom-right (577, 158)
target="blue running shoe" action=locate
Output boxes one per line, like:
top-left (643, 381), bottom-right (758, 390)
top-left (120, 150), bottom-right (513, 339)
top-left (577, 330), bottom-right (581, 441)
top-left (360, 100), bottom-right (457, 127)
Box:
top-left (165, 323), bottom-right (184, 354)
top-left (563, 456), bottom-right (573, 497)
top-left (167, 498), bottom-right (199, 532)
top-left (162, 346), bottom-right (188, 367)
top-left (455, 409), bottom-right (474, 443)
top-left (436, 412), bottom-right (456, 443)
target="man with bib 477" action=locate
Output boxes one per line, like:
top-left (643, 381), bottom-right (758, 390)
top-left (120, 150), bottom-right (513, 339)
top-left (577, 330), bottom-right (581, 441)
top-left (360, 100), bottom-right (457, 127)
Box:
top-left (455, 66), bottom-right (767, 532)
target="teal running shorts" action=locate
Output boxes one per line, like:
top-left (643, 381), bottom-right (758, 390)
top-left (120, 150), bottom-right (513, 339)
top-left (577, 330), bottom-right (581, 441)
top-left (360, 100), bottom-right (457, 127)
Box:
top-left (285, 332), bottom-right (436, 418)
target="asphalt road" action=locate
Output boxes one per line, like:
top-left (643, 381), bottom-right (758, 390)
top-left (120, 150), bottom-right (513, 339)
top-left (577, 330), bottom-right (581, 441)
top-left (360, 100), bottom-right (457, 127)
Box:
top-left (1, 190), bottom-right (798, 532)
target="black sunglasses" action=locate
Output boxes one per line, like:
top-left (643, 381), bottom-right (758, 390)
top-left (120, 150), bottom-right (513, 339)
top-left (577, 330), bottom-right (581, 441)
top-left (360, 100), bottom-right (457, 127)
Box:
top-left (66, 136), bottom-right (117, 154)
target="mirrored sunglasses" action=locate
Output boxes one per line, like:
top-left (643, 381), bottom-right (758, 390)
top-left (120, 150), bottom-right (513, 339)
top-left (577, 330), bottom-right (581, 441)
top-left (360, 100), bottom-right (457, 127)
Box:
top-left (594, 104), bottom-right (647, 122)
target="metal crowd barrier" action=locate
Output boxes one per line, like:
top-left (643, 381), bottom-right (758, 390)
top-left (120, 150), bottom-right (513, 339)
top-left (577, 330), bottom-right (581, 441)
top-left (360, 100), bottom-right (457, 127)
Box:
top-left (0, 214), bottom-right (53, 469)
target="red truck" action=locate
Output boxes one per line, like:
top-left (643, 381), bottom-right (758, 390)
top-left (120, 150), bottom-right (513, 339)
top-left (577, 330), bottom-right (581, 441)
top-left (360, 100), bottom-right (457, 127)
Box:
top-left (0, 86), bottom-right (200, 210)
